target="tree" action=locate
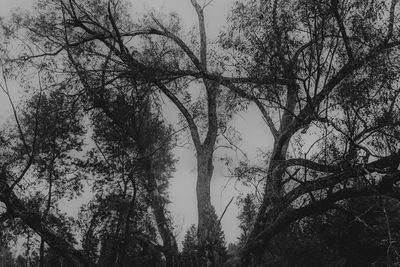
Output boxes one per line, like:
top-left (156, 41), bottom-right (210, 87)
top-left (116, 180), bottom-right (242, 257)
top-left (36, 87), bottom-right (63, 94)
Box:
top-left (182, 224), bottom-right (199, 266)
top-left (220, 0), bottom-right (400, 264)
top-left (182, 218), bottom-right (227, 267)
top-left (237, 194), bottom-right (257, 245)
top-left (77, 89), bottom-right (178, 266)
top-left (0, 73), bottom-right (91, 266)
top-left (21, 91), bottom-right (85, 267)
top-left (56, 1), bottom-right (225, 263)
top-left (0, 56), bottom-right (180, 267)
top-left (1, 0), bottom-right (231, 264)
top-left (1, 1), bottom-right (182, 265)
top-left (2, 0), bottom-right (400, 266)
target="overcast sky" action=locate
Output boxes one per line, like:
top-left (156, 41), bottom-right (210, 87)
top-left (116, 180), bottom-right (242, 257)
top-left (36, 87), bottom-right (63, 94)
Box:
top-left (0, 0), bottom-right (273, 246)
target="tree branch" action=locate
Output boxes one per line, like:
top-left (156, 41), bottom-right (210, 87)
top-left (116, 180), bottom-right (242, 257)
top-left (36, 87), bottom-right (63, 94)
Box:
top-left (0, 170), bottom-right (94, 267)
top-left (190, 0), bottom-right (207, 70)
top-left (279, 158), bottom-right (342, 173)
top-left (150, 14), bottom-right (203, 72)
top-left (280, 152), bottom-right (400, 211)
top-left (243, 172), bottom-right (400, 265)
top-left (331, 0), bottom-right (354, 61)
top-left (385, 0), bottom-right (400, 43)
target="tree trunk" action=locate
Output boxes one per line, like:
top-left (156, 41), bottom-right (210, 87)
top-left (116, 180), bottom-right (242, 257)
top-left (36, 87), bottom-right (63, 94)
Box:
top-left (0, 168), bottom-right (92, 267)
top-left (115, 179), bottom-right (137, 267)
top-left (196, 150), bottom-right (217, 266)
top-left (40, 167), bottom-right (54, 267)
top-left (39, 238), bottom-right (45, 267)
top-left (241, 136), bottom-right (291, 266)
top-left (147, 176), bottom-right (180, 266)
top-left (0, 193), bottom-right (93, 267)
top-left (140, 155), bottom-right (180, 267)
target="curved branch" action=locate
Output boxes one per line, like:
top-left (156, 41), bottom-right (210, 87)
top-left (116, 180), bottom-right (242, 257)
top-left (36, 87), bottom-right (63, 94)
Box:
top-left (149, 16), bottom-right (203, 71)
top-left (64, 1), bottom-right (204, 151)
top-left (254, 100), bottom-right (279, 140)
top-left (281, 152), bottom-right (400, 212)
top-left (290, 40), bottom-right (400, 135)
top-left (153, 81), bottom-right (202, 149)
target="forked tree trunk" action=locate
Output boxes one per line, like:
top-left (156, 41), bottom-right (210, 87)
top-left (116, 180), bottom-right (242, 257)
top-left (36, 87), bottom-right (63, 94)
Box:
top-left (242, 79), bottom-right (296, 265)
top-left (64, 2), bottom-right (218, 265)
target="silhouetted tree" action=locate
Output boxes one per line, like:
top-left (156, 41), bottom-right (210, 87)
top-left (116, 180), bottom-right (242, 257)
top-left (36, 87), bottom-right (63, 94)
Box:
top-left (1, 0), bottom-right (400, 266)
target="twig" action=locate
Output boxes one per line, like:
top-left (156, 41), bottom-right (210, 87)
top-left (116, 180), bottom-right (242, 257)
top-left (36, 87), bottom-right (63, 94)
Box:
top-left (218, 196), bottom-right (234, 224)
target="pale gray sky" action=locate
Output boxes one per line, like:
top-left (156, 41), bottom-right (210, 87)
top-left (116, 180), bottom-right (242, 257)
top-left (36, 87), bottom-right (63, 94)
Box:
top-left (0, 0), bottom-right (273, 246)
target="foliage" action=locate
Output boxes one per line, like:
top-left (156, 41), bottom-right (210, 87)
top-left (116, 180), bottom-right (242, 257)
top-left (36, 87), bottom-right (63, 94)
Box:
top-left (181, 219), bottom-right (227, 267)
top-left (237, 194), bottom-right (257, 244)
top-left (309, 197), bottom-right (400, 266)
top-left (236, 195), bottom-right (400, 266)
top-left (0, 246), bottom-right (15, 267)
top-left (1, 0), bottom-right (400, 266)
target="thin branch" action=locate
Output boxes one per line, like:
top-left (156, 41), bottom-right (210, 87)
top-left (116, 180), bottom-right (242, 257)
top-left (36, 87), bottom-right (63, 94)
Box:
top-left (385, 0), bottom-right (400, 43)
top-left (107, 1), bottom-right (125, 53)
top-left (150, 14), bottom-right (203, 72)
top-left (203, 0), bottom-right (215, 9)
top-left (254, 100), bottom-right (279, 139)
top-left (280, 158), bottom-right (342, 173)
top-left (220, 131), bottom-right (247, 157)
top-left (153, 81), bottom-right (202, 150)
top-left (0, 64), bottom-right (30, 155)
top-left (331, 0), bottom-right (354, 61)
top-left (218, 196), bottom-right (234, 224)
top-left (247, 173), bottom-right (400, 255)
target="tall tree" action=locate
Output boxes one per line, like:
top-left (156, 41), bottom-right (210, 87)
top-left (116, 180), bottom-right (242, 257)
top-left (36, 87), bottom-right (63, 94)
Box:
top-left (1, 1), bottom-right (182, 265)
top-left (2, 0), bottom-right (400, 266)
top-left (2, 0), bottom-right (232, 264)
top-left (220, 0), bottom-right (400, 264)
top-left (79, 86), bottom-right (179, 266)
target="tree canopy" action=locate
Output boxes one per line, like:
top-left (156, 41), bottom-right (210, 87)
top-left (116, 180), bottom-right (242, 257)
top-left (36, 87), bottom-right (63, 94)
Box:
top-left (1, 0), bottom-right (400, 266)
